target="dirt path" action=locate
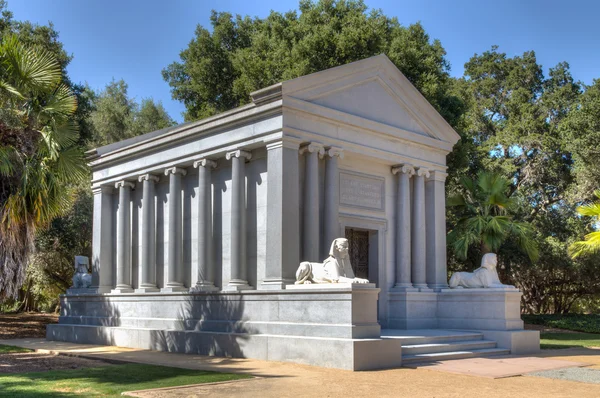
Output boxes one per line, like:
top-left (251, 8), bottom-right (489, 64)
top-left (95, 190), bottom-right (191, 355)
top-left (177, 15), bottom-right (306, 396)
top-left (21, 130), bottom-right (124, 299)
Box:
top-left (0, 312), bottom-right (58, 339)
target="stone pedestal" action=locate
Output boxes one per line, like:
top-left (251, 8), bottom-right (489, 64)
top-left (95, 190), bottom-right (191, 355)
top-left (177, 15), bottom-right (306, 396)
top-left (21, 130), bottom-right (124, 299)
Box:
top-left (48, 284), bottom-right (402, 370)
top-left (438, 288), bottom-right (524, 330)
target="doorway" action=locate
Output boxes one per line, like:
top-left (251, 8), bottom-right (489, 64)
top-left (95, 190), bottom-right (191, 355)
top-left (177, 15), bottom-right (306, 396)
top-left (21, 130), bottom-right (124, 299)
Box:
top-left (345, 228), bottom-right (370, 280)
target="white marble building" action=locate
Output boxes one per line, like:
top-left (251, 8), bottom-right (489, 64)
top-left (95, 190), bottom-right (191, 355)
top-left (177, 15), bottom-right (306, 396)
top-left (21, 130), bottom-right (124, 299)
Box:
top-left (47, 55), bottom-right (539, 370)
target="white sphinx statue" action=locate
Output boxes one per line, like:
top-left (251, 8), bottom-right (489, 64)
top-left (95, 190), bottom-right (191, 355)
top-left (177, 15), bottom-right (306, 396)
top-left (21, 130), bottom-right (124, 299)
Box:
top-left (449, 253), bottom-right (515, 289)
top-left (71, 256), bottom-right (92, 289)
top-left (295, 238), bottom-right (370, 284)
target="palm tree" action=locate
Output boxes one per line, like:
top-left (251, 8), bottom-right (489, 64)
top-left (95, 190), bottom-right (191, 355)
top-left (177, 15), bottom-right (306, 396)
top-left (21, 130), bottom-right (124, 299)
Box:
top-left (569, 190), bottom-right (600, 259)
top-left (0, 35), bottom-right (87, 297)
top-left (447, 171), bottom-right (539, 262)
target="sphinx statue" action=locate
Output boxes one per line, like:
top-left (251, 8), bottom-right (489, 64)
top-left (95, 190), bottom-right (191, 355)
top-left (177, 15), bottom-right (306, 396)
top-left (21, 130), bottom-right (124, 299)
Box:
top-left (71, 256), bottom-right (92, 289)
top-left (449, 253), bottom-right (514, 289)
top-left (295, 238), bottom-right (370, 284)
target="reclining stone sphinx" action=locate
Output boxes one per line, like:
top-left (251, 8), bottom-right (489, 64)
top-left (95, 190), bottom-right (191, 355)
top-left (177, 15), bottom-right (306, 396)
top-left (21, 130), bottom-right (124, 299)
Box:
top-left (449, 252), bottom-right (515, 289)
top-left (295, 238), bottom-right (370, 284)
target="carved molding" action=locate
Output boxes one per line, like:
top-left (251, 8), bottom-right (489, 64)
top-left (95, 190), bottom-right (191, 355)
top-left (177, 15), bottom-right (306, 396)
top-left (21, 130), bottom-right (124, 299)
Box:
top-left (391, 164), bottom-right (415, 176)
top-left (164, 167), bottom-right (187, 176)
top-left (138, 174), bottom-right (160, 183)
top-left (225, 149), bottom-right (252, 161)
top-left (92, 185), bottom-right (114, 195)
top-left (299, 142), bottom-right (325, 158)
top-left (115, 180), bottom-right (135, 189)
top-left (193, 158), bottom-right (218, 169)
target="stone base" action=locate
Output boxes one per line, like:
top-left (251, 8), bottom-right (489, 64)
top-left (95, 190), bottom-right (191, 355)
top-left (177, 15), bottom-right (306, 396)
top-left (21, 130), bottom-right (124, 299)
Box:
top-left (111, 287), bottom-right (134, 294)
top-left (46, 324), bottom-right (402, 370)
top-left (189, 284), bottom-right (219, 293)
top-left (48, 284), bottom-right (400, 370)
top-left (437, 288), bottom-right (524, 330)
top-left (387, 291), bottom-right (438, 329)
top-left (66, 288), bottom-right (95, 295)
top-left (481, 329), bottom-right (541, 355)
top-left (161, 286), bottom-right (188, 293)
top-left (221, 284), bottom-right (253, 292)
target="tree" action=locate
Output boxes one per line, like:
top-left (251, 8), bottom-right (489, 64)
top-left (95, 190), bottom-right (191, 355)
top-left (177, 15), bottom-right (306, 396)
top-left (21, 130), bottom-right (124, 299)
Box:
top-left (89, 79), bottom-right (175, 147)
top-left (0, 35), bottom-right (87, 297)
top-left (447, 172), bottom-right (539, 262)
top-left (163, 0), bottom-right (462, 125)
top-left (569, 190), bottom-right (600, 259)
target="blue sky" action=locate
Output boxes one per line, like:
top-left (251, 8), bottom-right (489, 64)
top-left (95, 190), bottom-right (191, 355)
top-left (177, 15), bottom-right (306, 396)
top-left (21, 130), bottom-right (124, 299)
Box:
top-left (8, 0), bottom-right (600, 123)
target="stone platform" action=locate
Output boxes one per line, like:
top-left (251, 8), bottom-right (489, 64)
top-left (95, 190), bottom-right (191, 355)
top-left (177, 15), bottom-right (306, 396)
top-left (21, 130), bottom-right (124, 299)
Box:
top-left (47, 284), bottom-right (403, 371)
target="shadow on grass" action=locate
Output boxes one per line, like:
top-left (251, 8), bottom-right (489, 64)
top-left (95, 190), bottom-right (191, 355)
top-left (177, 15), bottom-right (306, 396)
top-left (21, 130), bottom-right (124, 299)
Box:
top-left (0, 363), bottom-right (251, 397)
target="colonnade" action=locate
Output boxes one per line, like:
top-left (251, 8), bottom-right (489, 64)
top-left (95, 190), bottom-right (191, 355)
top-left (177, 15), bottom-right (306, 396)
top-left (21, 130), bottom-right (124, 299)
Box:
top-left (392, 165), bottom-right (448, 291)
top-left (90, 140), bottom-right (447, 294)
top-left (299, 142), bottom-right (343, 262)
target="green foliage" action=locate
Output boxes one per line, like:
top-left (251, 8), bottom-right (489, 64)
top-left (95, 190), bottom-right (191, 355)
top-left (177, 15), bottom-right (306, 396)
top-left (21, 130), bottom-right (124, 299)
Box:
top-left (163, 0), bottom-right (461, 124)
top-left (0, 363), bottom-right (250, 397)
top-left (447, 171), bottom-right (539, 262)
top-left (569, 190), bottom-right (600, 259)
top-left (523, 314), bottom-right (600, 334)
top-left (0, 33), bottom-right (86, 298)
top-left (89, 79), bottom-right (176, 147)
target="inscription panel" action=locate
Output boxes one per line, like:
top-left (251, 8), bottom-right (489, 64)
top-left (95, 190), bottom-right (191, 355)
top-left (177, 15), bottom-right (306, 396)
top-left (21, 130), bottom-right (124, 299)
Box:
top-left (340, 171), bottom-right (385, 211)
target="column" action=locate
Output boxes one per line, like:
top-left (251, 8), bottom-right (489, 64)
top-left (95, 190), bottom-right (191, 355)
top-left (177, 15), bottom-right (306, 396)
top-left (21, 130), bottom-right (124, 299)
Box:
top-left (323, 146), bottom-right (343, 255)
top-left (91, 185), bottom-right (114, 293)
top-left (112, 180), bottom-right (135, 293)
top-left (261, 139), bottom-right (301, 289)
top-left (391, 164), bottom-right (415, 290)
top-left (191, 158), bottom-right (218, 292)
top-left (300, 142), bottom-right (324, 262)
top-left (163, 166), bottom-right (187, 292)
top-left (411, 167), bottom-right (429, 290)
top-left (224, 149), bottom-right (252, 291)
top-left (136, 174), bottom-right (160, 293)
top-left (426, 170), bottom-right (449, 291)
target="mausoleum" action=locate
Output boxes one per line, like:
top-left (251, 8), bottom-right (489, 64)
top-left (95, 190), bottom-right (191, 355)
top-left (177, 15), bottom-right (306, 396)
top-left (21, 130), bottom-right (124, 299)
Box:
top-left (47, 55), bottom-right (540, 370)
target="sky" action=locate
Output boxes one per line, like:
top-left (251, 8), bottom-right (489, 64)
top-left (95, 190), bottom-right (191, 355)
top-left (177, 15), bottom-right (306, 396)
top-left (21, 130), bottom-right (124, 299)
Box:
top-left (7, 0), bottom-right (600, 123)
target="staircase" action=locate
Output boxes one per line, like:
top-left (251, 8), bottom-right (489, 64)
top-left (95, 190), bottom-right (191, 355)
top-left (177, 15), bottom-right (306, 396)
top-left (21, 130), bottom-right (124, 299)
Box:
top-left (381, 329), bottom-right (510, 365)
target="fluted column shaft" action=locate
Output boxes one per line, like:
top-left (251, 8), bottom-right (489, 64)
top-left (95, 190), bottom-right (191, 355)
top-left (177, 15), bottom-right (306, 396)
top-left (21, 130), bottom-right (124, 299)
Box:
top-left (136, 174), bottom-right (159, 293)
top-left (92, 186), bottom-right (114, 293)
top-left (191, 159), bottom-right (218, 292)
top-left (412, 167), bottom-right (429, 289)
top-left (113, 180), bottom-right (135, 293)
top-left (392, 164), bottom-right (415, 289)
top-left (224, 149), bottom-right (252, 291)
top-left (163, 167), bottom-right (187, 292)
top-left (300, 143), bottom-right (324, 262)
top-left (323, 147), bottom-right (343, 256)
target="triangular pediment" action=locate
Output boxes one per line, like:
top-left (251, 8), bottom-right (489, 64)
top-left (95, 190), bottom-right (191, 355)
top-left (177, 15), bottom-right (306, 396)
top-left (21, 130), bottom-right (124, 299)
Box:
top-left (281, 54), bottom-right (460, 145)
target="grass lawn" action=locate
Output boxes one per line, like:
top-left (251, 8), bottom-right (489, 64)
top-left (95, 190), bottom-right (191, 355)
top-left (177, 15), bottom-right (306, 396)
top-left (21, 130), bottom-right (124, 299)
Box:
top-left (0, 344), bottom-right (32, 353)
top-left (523, 314), bottom-right (600, 334)
top-left (540, 332), bottom-right (600, 349)
top-left (0, 363), bottom-right (251, 397)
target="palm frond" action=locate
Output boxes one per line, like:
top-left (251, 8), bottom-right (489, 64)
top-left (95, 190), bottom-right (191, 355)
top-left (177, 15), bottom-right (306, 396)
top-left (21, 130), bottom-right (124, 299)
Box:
top-left (569, 231), bottom-right (600, 259)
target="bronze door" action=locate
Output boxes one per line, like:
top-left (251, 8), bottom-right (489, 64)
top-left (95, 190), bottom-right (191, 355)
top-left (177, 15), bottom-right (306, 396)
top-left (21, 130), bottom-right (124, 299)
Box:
top-left (345, 228), bottom-right (369, 280)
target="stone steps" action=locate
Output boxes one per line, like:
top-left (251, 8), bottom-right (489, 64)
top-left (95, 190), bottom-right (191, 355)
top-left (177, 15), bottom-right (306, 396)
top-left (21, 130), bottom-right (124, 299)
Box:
top-left (401, 339), bottom-right (497, 355)
top-left (402, 347), bottom-right (510, 364)
top-left (381, 329), bottom-right (511, 364)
